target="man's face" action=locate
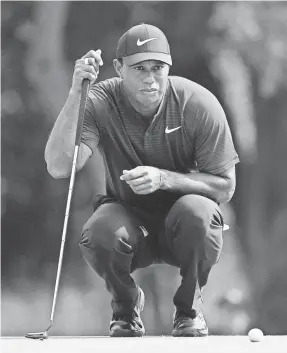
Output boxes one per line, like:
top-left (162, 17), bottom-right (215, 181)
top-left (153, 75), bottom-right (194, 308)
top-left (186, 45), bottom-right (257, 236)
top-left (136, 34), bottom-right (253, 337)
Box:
top-left (120, 59), bottom-right (170, 107)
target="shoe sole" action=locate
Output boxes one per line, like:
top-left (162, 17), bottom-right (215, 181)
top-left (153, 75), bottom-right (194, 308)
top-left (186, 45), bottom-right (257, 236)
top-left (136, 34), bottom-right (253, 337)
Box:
top-left (110, 329), bottom-right (145, 337)
top-left (171, 327), bottom-right (209, 337)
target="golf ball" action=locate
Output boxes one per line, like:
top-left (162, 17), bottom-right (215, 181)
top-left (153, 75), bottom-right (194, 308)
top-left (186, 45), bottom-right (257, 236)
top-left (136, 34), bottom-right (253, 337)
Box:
top-left (248, 328), bottom-right (264, 342)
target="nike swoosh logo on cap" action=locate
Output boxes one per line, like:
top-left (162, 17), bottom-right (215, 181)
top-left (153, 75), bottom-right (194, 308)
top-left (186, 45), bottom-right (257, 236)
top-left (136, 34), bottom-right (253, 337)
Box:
top-left (165, 126), bottom-right (182, 134)
top-left (137, 38), bottom-right (157, 46)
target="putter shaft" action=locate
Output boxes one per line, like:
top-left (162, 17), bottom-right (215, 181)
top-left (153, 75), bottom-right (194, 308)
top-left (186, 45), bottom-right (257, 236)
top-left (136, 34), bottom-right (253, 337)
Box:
top-left (25, 80), bottom-right (90, 340)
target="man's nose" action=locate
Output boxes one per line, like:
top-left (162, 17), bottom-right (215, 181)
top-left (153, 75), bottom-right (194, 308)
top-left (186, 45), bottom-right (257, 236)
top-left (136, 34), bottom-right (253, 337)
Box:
top-left (142, 71), bottom-right (155, 84)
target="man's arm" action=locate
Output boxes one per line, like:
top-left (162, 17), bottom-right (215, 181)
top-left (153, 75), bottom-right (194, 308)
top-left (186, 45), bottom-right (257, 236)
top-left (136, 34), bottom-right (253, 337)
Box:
top-left (120, 165), bottom-right (236, 204)
top-left (45, 50), bottom-right (103, 178)
top-left (159, 166), bottom-right (236, 204)
top-left (44, 92), bottom-right (92, 178)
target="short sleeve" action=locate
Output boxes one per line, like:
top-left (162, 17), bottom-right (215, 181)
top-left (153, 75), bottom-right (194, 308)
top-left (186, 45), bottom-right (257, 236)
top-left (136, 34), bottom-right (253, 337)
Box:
top-left (193, 92), bottom-right (239, 175)
top-left (81, 95), bottom-right (100, 155)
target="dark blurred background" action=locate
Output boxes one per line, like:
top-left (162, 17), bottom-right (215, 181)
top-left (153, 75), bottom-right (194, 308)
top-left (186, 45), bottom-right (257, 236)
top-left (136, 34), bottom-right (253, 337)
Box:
top-left (2, 1), bottom-right (287, 337)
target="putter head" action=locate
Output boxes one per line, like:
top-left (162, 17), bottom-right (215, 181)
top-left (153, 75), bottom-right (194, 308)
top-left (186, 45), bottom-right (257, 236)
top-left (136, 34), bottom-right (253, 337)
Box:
top-left (25, 331), bottom-right (48, 340)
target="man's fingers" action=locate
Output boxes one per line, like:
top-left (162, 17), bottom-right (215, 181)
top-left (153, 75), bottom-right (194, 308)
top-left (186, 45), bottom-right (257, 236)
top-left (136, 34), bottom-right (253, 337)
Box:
top-left (121, 166), bottom-right (161, 194)
top-left (129, 183), bottom-right (150, 194)
top-left (71, 50), bottom-right (103, 90)
top-left (126, 176), bottom-right (148, 187)
top-left (81, 71), bottom-right (97, 84)
top-left (120, 168), bottom-right (147, 181)
top-left (83, 57), bottom-right (95, 66)
top-left (74, 64), bottom-right (98, 83)
top-left (82, 49), bottom-right (103, 66)
top-left (76, 62), bottom-right (97, 74)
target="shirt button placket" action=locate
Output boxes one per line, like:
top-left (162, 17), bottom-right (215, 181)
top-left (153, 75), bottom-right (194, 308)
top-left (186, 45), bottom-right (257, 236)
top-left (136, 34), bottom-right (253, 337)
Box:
top-left (144, 131), bottom-right (154, 161)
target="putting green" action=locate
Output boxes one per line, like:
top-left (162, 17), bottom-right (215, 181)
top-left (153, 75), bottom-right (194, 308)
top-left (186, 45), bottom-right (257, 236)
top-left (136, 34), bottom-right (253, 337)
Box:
top-left (1, 336), bottom-right (287, 353)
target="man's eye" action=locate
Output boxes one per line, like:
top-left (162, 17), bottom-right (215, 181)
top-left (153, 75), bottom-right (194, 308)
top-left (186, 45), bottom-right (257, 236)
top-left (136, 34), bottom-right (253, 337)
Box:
top-left (154, 66), bottom-right (164, 71)
top-left (134, 66), bottom-right (144, 70)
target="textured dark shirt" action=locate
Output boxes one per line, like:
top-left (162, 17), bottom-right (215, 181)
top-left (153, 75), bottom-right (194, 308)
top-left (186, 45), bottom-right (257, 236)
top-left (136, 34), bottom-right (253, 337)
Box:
top-left (81, 76), bottom-right (239, 214)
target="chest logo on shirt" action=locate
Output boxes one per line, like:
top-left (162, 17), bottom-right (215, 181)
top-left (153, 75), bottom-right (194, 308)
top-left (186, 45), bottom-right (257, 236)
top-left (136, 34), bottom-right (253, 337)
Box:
top-left (165, 126), bottom-right (182, 134)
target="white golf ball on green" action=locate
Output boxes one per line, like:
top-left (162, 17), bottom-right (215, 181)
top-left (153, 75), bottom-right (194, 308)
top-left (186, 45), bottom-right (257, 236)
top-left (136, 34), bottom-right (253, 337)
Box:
top-left (248, 328), bottom-right (264, 342)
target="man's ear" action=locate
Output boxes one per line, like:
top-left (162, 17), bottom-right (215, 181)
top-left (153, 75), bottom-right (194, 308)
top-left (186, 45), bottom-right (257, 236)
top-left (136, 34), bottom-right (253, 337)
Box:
top-left (113, 59), bottom-right (123, 78)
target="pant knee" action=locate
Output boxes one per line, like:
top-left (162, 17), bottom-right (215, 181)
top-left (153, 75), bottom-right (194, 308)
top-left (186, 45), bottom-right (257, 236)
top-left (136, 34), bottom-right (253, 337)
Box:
top-left (165, 195), bottom-right (224, 257)
top-left (79, 207), bottom-right (139, 278)
top-left (79, 217), bottom-right (112, 251)
top-left (167, 195), bottom-right (216, 233)
top-left (79, 204), bottom-right (142, 253)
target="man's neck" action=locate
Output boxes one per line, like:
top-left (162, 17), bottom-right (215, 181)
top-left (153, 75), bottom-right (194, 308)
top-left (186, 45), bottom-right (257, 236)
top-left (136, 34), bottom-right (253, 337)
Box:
top-left (128, 95), bottom-right (160, 117)
top-left (134, 102), bottom-right (160, 117)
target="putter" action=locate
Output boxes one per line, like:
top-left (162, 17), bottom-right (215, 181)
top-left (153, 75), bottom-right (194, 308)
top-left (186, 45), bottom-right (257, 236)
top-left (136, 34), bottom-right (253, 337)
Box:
top-left (25, 79), bottom-right (90, 340)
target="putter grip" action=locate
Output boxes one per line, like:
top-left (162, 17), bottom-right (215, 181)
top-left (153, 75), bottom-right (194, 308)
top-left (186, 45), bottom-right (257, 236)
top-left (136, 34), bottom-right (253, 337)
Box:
top-left (75, 79), bottom-right (90, 147)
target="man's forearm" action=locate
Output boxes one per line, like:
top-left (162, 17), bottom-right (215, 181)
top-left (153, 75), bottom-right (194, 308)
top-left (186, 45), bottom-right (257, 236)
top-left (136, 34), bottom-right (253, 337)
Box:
top-left (159, 169), bottom-right (235, 203)
top-left (44, 90), bottom-right (82, 177)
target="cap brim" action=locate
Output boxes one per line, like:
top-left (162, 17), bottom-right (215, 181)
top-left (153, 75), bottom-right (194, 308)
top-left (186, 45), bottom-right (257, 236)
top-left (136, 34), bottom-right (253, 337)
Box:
top-left (123, 52), bottom-right (172, 66)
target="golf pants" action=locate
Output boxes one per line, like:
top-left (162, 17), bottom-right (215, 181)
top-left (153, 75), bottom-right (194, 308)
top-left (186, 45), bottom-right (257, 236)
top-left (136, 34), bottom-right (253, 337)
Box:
top-left (79, 194), bottom-right (224, 317)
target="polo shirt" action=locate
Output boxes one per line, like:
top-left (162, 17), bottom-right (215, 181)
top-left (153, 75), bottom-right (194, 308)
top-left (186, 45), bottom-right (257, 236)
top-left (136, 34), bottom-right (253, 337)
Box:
top-left (81, 76), bottom-right (239, 214)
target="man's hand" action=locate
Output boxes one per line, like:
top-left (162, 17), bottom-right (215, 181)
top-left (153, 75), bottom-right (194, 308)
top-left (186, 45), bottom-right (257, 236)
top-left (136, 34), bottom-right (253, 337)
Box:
top-left (120, 166), bottom-right (162, 195)
top-left (71, 49), bottom-right (104, 93)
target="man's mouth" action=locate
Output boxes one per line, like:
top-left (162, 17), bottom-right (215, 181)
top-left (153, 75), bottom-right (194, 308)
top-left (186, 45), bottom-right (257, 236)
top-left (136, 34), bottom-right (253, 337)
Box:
top-left (140, 88), bottom-right (157, 93)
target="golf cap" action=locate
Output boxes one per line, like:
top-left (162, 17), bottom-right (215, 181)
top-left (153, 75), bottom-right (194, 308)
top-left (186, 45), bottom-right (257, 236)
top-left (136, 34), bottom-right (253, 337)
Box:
top-left (116, 23), bottom-right (172, 66)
